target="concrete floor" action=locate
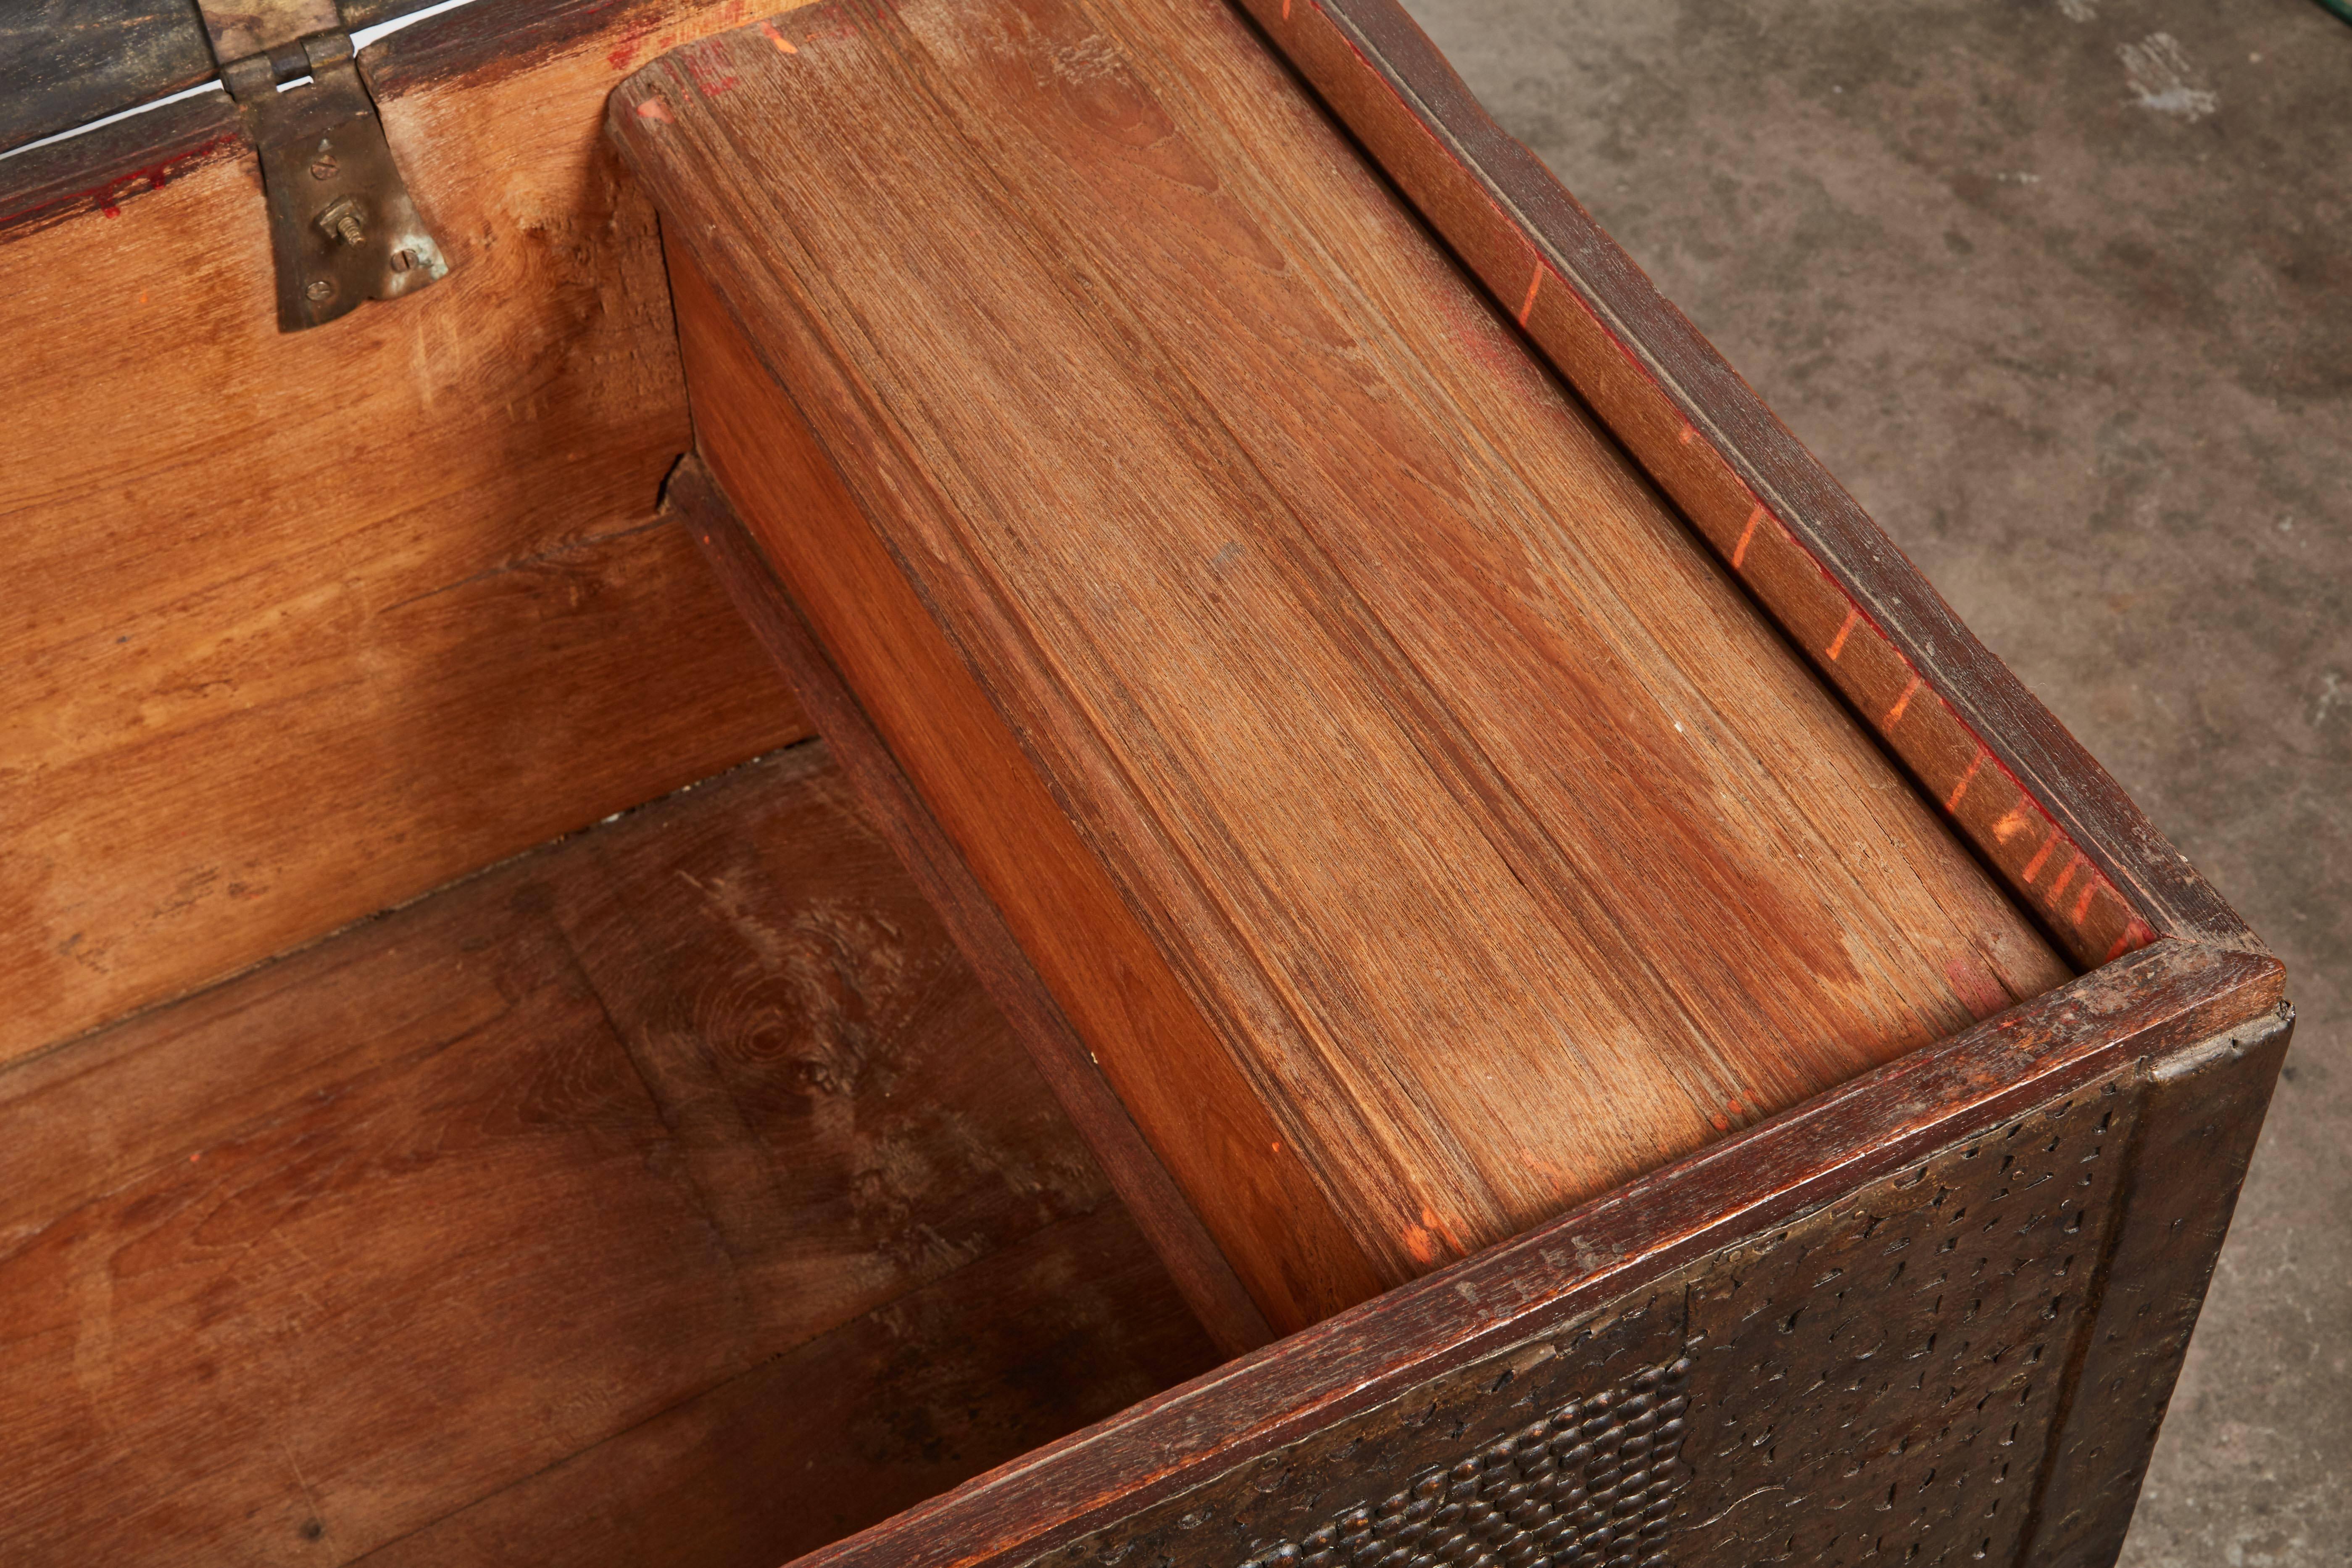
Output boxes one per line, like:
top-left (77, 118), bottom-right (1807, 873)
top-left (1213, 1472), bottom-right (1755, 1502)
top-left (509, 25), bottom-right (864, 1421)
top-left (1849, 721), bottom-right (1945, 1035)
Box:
top-left (1396, 0), bottom-right (2352, 1562)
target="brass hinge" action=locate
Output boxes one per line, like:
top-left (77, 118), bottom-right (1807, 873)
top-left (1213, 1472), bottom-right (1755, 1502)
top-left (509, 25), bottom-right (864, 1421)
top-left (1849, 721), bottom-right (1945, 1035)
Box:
top-left (198, 0), bottom-right (448, 331)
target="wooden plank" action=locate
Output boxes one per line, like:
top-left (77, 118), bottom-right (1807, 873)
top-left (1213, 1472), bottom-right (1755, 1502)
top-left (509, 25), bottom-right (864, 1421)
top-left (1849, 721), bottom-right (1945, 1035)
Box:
top-left (0, 0), bottom-right (818, 1069)
top-left (0, 741), bottom-right (1218, 1565)
top-left (666, 454), bottom-right (1277, 1358)
top-left (353, 1205), bottom-right (1219, 1568)
top-left (612, 0), bottom-right (2072, 1330)
top-left (1236, 0), bottom-right (2250, 964)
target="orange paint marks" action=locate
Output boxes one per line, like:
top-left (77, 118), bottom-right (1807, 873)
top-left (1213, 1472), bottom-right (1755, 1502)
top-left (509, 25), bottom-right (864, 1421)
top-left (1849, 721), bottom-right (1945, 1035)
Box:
top-left (2072, 876), bottom-right (2098, 925)
top-left (2047, 851), bottom-right (2082, 903)
top-left (1883, 674), bottom-right (1921, 730)
top-left (1731, 504), bottom-right (1764, 569)
top-left (1826, 606), bottom-right (1859, 661)
top-left (636, 96), bottom-right (676, 124)
top-left (1678, 424), bottom-right (1697, 445)
top-left (1725, 1098), bottom-right (1746, 1118)
top-left (761, 19), bottom-right (798, 51)
top-left (1992, 803), bottom-right (2030, 843)
top-left (2103, 919), bottom-right (2154, 965)
top-left (1945, 748), bottom-right (1987, 812)
top-left (1710, 1112), bottom-right (1731, 1133)
top-left (683, 48), bottom-right (739, 96)
top-left (1401, 1204), bottom-right (1453, 1267)
top-left (137, 290), bottom-right (149, 305)
top-left (1517, 265), bottom-right (1543, 326)
top-left (1282, 0), bottom-right (1291, 17)
top-left (2021, 833), bottom-right (2056, 884)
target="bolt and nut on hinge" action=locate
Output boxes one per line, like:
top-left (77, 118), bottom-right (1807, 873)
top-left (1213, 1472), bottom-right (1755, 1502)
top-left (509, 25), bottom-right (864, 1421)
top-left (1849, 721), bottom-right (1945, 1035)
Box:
top-left (197, 0), bottom-right (448, 330)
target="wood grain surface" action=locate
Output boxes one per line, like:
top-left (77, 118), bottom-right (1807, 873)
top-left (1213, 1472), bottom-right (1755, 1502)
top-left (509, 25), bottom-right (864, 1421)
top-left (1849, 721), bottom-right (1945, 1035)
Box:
top-left (1238, 0), bottom-right (2246, 968)
top-left (0, 741), bottom-right (1219, 1567)
top-left (666, 453), bottom-right (1279, 1357)
top-left (0, 0), bottom-right (813, 1071)
top-left (613, 0), bottom-right (2072, 1326)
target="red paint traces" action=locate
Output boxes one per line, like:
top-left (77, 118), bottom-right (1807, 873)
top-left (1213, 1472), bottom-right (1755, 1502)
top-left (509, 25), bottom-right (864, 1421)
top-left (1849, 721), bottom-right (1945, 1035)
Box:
top-left (12, 134), bottom-right (245, 232)
top-left (2022, 834), bottom-right (2056, 885)
top-left (2103, 918), bottom-right (2156, 964)
top-left (684, 48), bottom-right (740, 96)
top-left (2072, 878), bottom-right (2098, 925)
top-left (636, 96), bottom-right (676, 124)
top-left (760, 19), bottom-right (798, 52)
top-left (1883, 675), bottom-right (1920, 729)
top-left (1946, 748), bottom-right (1987, 812)
top-left (607, 17), bottom-right (656, 70)
top-left (2047, 851), bottom-right (2082, 903)
top-left (1825, 606), bottom-right (1859, 661)
top-left (1731, 504), bottom-right (1764, 569)
top-left (1709, 1112), bottom-right (1731, 1133)
top-left (98, 155), bottom-right (186, 218)
top-left (1678, 424), bottom-right (1696, 445)
top-left (1283, 0), bottom-right (1292, 17)
top-left (1944, 954), bottom-right (2011, 1019)
top-left (1725, 1098), bottom-right (1746, 1117)
top-left (1516, 265), bottom-right (1542, 325)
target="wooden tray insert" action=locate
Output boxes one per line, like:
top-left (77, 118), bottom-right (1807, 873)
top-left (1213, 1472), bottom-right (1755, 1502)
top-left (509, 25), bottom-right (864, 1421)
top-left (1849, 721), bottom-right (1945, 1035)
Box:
top-left (610, 0), bottom-right (2073, 1338)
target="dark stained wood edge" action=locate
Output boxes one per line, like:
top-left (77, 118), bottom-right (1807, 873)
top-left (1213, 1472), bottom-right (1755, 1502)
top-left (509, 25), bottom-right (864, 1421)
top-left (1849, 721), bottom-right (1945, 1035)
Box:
top-left (1230, 0), bottom-right (2256, 968)
top-left (0, 90), bottom-right (243, 244)
top-left (363, 0), bottom-right (745, 96)
top-left (0, 0), bottom-right (724, 241)
top-left (795, 940), bottom-right (2281, 1568)
top-left (0, 0), bottom-right (443, 156)
top-left (660, 452), bottom-right (1277, 1360)
top-left (2018, 1003), bottom-right (2295, 1564)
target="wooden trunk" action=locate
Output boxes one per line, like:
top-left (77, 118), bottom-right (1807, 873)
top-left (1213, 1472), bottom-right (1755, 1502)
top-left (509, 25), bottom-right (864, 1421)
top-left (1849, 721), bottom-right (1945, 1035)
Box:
top-left (0, 0), bottom-right (2286, 1565)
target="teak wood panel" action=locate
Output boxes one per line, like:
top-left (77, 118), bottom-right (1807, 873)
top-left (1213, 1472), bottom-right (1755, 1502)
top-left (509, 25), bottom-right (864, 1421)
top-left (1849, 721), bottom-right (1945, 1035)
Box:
top-left (0, 0), bottom-right (821, 1070)
top-left (611, 0), bottom-right (2070, 1329)
top-left (0, 743), bottom-right (1220, 1567)
top-left (1235, 0), bottom-right (2240, 969)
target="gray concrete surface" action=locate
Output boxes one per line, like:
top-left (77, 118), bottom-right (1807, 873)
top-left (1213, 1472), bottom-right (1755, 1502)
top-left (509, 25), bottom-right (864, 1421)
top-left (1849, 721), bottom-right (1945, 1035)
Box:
top-left (1394, 0), bottom-right (2351, 1561)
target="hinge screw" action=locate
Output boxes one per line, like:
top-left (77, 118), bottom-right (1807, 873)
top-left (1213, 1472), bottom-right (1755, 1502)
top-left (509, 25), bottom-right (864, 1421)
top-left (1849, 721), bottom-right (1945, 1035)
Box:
top-left (309, 153), bottom-right (340, 181)
top-left (315, 196), bottom-right (365, 245)
top-left (306, 279), bottom-right (335, 302)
